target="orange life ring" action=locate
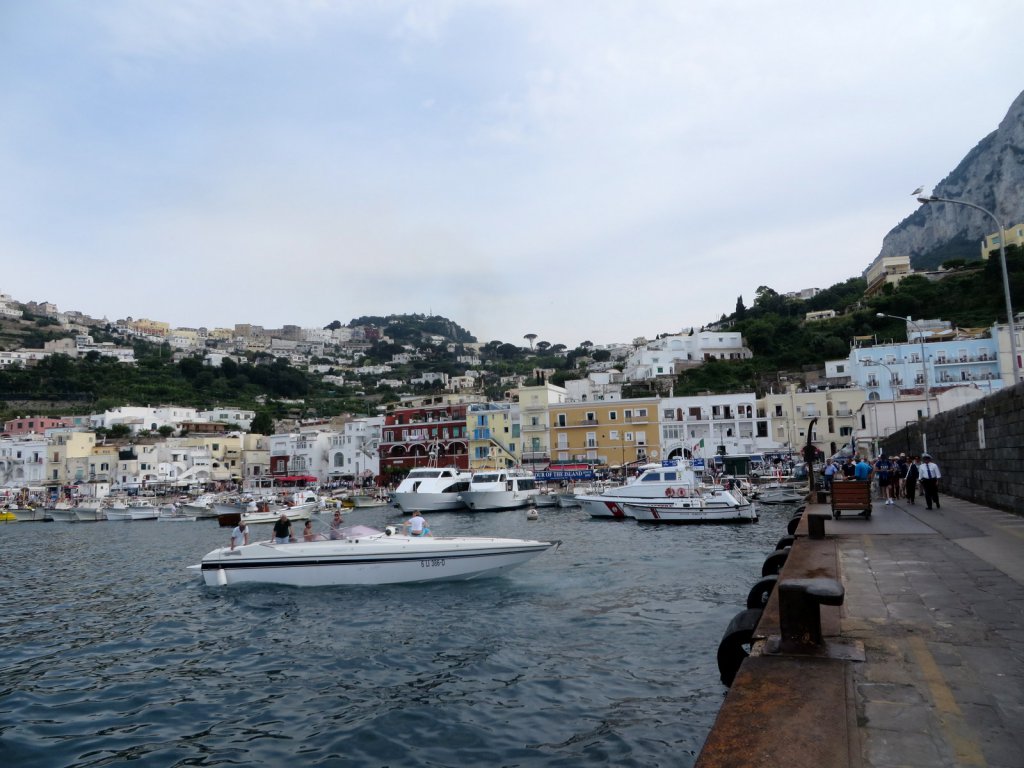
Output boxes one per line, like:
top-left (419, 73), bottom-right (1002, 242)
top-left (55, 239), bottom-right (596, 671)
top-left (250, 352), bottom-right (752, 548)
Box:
top-left (665, 487), bottom-right (675, 498)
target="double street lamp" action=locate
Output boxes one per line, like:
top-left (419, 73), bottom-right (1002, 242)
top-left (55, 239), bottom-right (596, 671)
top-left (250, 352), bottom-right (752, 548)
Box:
top-left (916, 193), bottom-right (1021, 383)
top-left (875, 312), bottom-right (930, 453)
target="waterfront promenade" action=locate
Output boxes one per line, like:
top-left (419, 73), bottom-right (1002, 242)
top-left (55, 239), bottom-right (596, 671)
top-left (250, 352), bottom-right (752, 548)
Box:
top-left (697, 492), bottom-right (1024, 768)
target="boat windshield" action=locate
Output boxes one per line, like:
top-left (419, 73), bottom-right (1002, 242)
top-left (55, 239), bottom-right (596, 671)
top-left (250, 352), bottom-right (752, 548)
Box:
top-left (407, 470), bottom-right (443, 479)
top-left (473, 473), bottom-right (502, 483)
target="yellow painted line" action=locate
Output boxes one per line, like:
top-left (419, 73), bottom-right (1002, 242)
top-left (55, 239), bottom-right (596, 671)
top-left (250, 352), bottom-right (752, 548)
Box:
top-left (907, 635), bottom-right (987, 766)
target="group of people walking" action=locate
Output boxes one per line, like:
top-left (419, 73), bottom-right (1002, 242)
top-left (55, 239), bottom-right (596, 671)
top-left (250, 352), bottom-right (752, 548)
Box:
top-left (823, 452), bottom-right (942, 510)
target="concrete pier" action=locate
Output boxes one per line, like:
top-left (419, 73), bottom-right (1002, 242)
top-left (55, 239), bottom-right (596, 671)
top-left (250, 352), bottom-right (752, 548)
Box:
top-left (697, 493), bottom-right (1024, 768)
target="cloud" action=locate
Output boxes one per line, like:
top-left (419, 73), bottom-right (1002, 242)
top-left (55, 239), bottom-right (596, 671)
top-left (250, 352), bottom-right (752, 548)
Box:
top-left (1, 1), bottom-right (1021, 348)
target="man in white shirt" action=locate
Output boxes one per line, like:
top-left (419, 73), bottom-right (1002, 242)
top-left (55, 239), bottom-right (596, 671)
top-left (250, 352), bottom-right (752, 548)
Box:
top-left (919, 454), bottom-right (942, 510)
top-left (230, 521), bottom-right (249, 550)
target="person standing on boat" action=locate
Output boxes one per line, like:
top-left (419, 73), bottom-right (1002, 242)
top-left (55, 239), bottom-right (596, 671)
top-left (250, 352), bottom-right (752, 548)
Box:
top-left (404, 510), bottom-right (429, 536)
top-left (272, 513), bottom-right (294, 544)
top-left (230, 520), bottom-right (249, 550)
top-left (329, 511), bottom-right (345, 540)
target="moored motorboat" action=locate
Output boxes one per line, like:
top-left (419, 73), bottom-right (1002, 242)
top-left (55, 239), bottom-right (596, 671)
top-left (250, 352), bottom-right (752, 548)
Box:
top-left (624, 498), bottom-right (758, 524)
top-left (349, 491), bottom-right (391, 508)
top-left (8, 506), bottom-right (51, 522)
top-left (577, 461), bottom-right (751, 519)
top-left (392, 467), bottom-right (472, 513)
top-left (460, 469), bottom-right (539, 511)
top-left (192, 525), bottom-right (559, 587)
top-left (73, 499), bottom-right (107, 522)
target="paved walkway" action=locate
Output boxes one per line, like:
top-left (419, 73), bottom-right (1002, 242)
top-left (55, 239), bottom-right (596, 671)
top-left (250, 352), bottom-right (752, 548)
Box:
top-left (833, 493), bottom-right (1024, 768)
top-left (696, 492), bottom-right (1024, 768)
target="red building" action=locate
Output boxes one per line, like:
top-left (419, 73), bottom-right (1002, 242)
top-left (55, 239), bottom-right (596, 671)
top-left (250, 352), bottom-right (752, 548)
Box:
top-left (379, 402), bottom-right (469, 481)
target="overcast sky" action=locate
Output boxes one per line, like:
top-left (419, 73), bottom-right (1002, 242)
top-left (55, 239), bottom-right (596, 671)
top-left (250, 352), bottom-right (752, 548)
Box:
top-left (2, 2), bottom-right (1021, 349)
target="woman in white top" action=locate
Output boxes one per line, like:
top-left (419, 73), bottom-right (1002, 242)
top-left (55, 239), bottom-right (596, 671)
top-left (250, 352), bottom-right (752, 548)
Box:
top-left (404, 511), bottom-right (429, 536)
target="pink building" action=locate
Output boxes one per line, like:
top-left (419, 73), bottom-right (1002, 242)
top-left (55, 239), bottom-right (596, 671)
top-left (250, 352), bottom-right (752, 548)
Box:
top-left (3, 415), bottom-right (73, 436)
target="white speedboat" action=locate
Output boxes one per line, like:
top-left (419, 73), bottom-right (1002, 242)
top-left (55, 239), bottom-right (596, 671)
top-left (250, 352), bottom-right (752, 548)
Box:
top-left (460, 470), bottom-right (539, 511)
top-left (624, 498), bottom-right (759, 524)
top-left (392, 467), bottom-right (473, 512)
top-left (577, 461), bottom-right (751, 519)
top-left (182, 494), bottom-right (222, 519)
top-left (349, 491), bottom-right (391, 508)
top-left (216, 492), bottom-right (323, 526)
top-left (192, 525), bottom-right (559, 587)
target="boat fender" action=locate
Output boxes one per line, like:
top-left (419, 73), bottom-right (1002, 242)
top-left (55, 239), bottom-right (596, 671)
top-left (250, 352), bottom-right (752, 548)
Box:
top-left (216, 568), bottom-right (227, 587)
top-left (746, 575), bottom-right (778, 609)
top-left (384, 526), bottom-right (395, 536)
top-left (665, 487), bottom-right (675, 498)
top-left (716, 608), bottom-right (762, 687)
top-left (761, 548), bottom-right (789, 577)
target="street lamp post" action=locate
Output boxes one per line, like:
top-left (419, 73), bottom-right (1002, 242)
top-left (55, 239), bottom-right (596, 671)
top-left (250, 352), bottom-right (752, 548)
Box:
top-left (917, 193), bottom-right (1021, 383)
top-left (876, 361), bottom-right (900, 444)
top-left (876, 313), bottom-right (930, 453)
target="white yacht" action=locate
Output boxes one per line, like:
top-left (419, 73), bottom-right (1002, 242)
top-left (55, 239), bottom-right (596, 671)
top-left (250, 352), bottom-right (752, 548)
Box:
top-left (460, 470), bottom-right (539, 511)
top-left (391, 467), bottom-right (473, 512)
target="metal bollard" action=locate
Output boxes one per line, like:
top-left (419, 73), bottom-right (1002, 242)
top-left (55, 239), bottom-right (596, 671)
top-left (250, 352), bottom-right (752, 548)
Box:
top-left (778, 578), bottom-right (844, 648)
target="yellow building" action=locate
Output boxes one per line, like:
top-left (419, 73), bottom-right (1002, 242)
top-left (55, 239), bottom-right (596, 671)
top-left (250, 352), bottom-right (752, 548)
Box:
top-left (467, 403), bottom-right (520, 470)
top-left (863, 255), bottom-right (912, 296)
top-left (759, 387), bottom-right (866, 457)
top-left (131, 318), bottom-right (170, 337)
top-left (513, 382), bottom-right (567, 470)
top-left (46, 429), bottom-right (96, 486)
top-left (981, 223), bottom-right (1024, 260)
top-left (549, 397), bottom-right (660, 469)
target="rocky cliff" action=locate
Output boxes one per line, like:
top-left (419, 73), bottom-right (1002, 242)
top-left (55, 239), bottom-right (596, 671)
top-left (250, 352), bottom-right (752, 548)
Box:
top-left (877, 89), bottom-right (1024, 270)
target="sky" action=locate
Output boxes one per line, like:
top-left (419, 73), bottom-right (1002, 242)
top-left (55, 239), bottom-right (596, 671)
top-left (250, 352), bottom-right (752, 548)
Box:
top-left (1, 1), bottom-right (1022, 349)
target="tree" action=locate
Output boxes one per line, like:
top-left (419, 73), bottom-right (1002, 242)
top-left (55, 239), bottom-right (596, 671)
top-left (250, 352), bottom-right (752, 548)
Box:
top-left (250, 411), bottom-right (275, 435)
top-left (523, 333), bottom-right (537, 350)
top-left (735, 295), bottom-right (747, 320)
top-left (157, 425), bottom-right (175, 437)
top-left (108, 424), bottom-right (131, 439)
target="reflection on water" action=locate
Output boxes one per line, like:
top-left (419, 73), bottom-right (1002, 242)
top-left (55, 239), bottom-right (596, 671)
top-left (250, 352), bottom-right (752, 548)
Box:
top-left (0, 504), bottom-right (793, 767)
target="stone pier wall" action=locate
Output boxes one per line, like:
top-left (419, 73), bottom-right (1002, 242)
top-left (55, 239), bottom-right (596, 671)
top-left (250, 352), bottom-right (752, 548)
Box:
top-left (882, 381), bottom-right (1024, 513)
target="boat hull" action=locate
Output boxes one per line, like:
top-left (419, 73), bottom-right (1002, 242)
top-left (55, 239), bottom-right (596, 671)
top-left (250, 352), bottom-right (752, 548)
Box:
top-left (9, 507), bottom-right (51, 522)
top-left (391, 493), bottom-right (467, 513)
top-left (460, 489), bottom-right (537, 511)
top-left (197, 533), bottom-right (557, 587)
top-left (624, 501), bottom-right (758, 524)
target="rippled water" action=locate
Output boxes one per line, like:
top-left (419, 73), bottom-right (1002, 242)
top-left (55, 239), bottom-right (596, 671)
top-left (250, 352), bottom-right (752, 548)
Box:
top-left (0, 504), bottom-right (795, 767)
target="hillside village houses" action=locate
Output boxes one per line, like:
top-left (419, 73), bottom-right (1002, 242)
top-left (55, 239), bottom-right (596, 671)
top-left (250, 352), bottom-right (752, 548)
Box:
top-left (4, 286), bottom-right (1024, 500)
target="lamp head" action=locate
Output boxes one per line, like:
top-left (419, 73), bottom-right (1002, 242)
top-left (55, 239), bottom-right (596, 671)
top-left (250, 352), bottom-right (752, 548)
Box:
top-left (875, 313), bottom-right (885, 318)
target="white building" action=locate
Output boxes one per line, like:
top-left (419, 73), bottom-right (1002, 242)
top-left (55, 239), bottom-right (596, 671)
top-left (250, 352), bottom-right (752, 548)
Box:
top-left (268, 429), bottom-right (334, 481)
top-left (564, 370), bottom-right (625, 402)
top-left (0, 435), bottom-right (48, 488)
top-left (197, 408), bottom-right (255, 430)
top-left (660, 393), bottom-right (774, 459)
top-left (327, 417), bottom-right (384, 483)
top-left (91, 406), bottom-right (199, 434)
top-left (621, 331), bottom-right (752, 382)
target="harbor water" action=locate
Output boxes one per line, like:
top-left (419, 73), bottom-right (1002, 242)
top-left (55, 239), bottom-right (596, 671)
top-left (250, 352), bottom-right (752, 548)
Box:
top-left (0, 503), bottom-right (795, 767)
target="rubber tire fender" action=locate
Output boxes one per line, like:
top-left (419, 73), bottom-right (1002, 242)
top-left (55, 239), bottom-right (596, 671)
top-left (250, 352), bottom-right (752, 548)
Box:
top-left (746, 574), bottom-right (778, 609)
top-left (717, 608), bottom-right (763, 687)
top-left (761, 548), bottom-right (789, 576)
